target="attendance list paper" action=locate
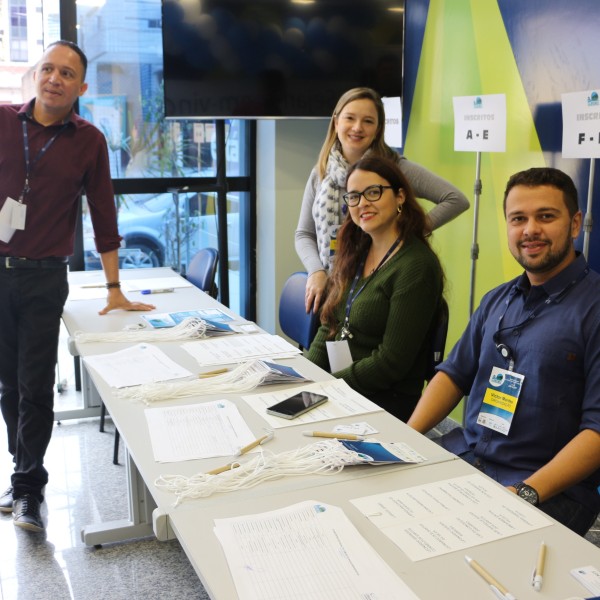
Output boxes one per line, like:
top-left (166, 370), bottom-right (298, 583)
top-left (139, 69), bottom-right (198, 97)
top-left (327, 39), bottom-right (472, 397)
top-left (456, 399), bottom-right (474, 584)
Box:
top-left (182, 333), bottom-right (301, 366)
top-left (145, 399), bottom-right (256, 462)
top-left (243, 379), bottom-right (384, 429)
top-left (214, 500), bottom-right (420, 600)
top-left (351, 473), bottom-right (551, 561)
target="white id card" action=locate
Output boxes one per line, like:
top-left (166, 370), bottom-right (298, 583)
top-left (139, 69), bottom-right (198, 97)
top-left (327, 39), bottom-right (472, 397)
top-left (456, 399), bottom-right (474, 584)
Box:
top-left (11, 200), bottom-right (26, 230)
top-left (0, 197), bottom-right (23, 242)
top-left (571, 565), bottom-right (600, 595)
top-left (326, 339), bottom-right (353, 372)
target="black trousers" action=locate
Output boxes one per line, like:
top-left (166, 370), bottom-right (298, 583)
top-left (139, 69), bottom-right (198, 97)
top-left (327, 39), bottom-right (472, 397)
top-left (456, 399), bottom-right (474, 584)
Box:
top-left (0, 266), bottom-right (69, 501)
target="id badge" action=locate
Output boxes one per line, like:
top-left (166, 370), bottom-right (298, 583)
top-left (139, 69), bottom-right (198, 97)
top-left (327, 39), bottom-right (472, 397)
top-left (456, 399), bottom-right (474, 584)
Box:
top-left (326, 339), bottom-right (353, 373)
top-left (329, 226), bottom-right (338, 257)
top-left (476, 366), bottom-right (524, 435)
top-left (11, 201), bottom-right (26, 230)
top-left (0, 197), bottom-right (23, 242)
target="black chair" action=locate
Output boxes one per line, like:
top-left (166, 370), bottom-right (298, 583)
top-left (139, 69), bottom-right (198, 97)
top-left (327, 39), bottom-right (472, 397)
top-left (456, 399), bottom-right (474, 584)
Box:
top-left (425, 297), bottom-right (449, 382)
top-left (278, 271), bottom-right (320, 350)
top-left (186, 247), bottom-right (219, 298)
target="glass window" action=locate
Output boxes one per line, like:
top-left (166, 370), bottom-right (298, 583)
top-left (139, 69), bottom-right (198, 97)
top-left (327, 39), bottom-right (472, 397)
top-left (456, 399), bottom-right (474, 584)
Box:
top-left (76, 0), bottom-right (252, 317)
top-left (0, 0), bottom-right (253, 318)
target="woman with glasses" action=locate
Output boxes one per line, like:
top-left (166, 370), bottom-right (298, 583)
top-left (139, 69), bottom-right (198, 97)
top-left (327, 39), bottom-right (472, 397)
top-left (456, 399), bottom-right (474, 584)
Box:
top-left (295, 87), bottom-right (467, 313)
top-left (306, 156), bottom-right (443, 422)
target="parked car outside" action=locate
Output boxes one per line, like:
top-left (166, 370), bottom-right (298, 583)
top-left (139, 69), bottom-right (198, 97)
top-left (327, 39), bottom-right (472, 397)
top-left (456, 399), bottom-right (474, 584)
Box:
top-left (82, 191), bottom-right (240, 272)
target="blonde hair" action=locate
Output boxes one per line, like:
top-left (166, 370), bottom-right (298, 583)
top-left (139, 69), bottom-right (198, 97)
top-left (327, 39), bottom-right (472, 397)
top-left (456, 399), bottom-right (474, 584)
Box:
top-left (316, 87), bottom-right (396, 179)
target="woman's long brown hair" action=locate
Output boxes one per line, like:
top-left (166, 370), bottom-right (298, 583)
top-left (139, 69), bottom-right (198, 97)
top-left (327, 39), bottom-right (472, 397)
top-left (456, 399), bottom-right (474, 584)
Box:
top-left (320, 156), bottom-right (434, 337)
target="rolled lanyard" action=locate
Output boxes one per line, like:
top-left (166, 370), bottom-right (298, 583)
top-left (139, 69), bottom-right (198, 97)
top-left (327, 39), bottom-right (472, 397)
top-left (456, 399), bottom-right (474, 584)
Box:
top-left (340, 236), bottom-right (401, 340)
top-left (20, 120), bottom-right (68, 201)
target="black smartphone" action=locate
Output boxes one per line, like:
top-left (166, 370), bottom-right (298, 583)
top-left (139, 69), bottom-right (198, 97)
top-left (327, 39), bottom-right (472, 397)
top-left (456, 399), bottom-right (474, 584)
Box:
top-left (266, 391), bottom-right (328, 419)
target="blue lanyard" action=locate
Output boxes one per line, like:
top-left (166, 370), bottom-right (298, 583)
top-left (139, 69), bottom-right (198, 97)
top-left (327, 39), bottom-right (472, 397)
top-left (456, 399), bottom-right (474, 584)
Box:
top-left (493, 266), bottom-right (589, 370)
top-left (340, 236), bottom-right (402, 340)
top-left (20, 120), bottom-right (69, 201)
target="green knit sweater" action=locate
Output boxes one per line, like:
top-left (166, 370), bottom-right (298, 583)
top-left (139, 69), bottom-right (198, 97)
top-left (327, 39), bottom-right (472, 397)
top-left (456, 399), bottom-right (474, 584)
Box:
top-left (306, 235), bottom-right (443, 416)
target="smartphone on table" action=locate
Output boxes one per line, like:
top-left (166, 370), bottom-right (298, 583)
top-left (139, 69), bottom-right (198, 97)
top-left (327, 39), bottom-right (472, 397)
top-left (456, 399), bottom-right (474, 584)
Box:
top-left (266, 391), bottom-right (328, 419)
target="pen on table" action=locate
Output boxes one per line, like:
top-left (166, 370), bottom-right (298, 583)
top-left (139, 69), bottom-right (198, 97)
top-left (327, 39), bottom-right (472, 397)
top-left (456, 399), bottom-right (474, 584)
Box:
top-left (235, 431), bottom-right (274, 456)
top-left (302, 431), bottom-right (365, 441)
top-left (207, 431), bottom-right (274, 475)
top-left (199, 368), bottom-right (229, 379)
top-left (140, 288), bottom-right (175, 295)
top-left (464, 555), bottom-right (517, 600)
top-left (206, 461), bottom-right (241, 476)
top-left (532, 541), bottom-right (546, 592)
top-left (80, 283), bottom-right (106, 289)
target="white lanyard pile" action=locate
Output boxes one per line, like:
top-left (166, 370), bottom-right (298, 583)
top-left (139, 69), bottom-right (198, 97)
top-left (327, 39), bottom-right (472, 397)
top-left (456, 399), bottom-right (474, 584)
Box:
top-left (115, 360), bottom-right (267, 404)
top-left (155, 440), bottom-right (371, 505)
top-left (73, 317), bottom-right (207, 344)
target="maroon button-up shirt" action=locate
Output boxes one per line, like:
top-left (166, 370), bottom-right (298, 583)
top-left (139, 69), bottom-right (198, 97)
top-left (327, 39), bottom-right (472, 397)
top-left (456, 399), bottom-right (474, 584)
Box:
top-left (0, 100), bottom-right (122, 259)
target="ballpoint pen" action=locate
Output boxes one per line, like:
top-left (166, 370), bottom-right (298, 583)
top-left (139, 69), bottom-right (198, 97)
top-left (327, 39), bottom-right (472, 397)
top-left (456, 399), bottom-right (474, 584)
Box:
top-left (206, 461), bottom-right (242, 476)
top-left (80, 283), bottom-right (106, 289)
top-left (302, 431), bottom-right (365, 441)
top-left (532, 541), bottom-right (546, 592)
top-left (198, 368), bottom-right (229, 379)
top-left (140, 288), bottom-right (175, 294)
top-left (465, 555), bottom-right (518, 600)
top-left (207, 431), bottom-right (274, 475)
top-left (235, 430), bottom-right (274, 456)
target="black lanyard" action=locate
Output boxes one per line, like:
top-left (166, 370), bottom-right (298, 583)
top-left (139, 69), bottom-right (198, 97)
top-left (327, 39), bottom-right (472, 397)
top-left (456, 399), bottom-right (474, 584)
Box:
top-left (20, 120), bottom-right (69, 201)
top-left (340, 236), bottom-right (402, 340)
top-left (493, 266), bottom-right (589, 370)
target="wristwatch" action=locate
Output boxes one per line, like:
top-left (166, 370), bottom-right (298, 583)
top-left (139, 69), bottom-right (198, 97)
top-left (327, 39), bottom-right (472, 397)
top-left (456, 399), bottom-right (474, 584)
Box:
top-left (512, 482), bottom-right (539, 506)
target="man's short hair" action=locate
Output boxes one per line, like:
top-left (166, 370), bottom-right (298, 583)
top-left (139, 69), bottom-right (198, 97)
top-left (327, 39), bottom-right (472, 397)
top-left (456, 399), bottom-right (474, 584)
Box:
top-left (503, 167), bottom-right (580, 218)
top-left (45, 40), bottom-right (88, 80)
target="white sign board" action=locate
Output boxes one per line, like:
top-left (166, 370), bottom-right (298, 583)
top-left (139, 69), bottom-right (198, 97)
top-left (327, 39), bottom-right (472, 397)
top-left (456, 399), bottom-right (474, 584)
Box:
top-left (453, 94), bottom-right (506, 152)
top-left (561, 89), bottom-right (600, 158)
top-left (382, 96), bottom-right (403, 148)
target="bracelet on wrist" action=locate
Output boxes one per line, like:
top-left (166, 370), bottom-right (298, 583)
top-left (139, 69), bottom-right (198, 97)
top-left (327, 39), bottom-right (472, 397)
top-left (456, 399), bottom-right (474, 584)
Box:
top-left (105, 281), bottom-right (121, 289)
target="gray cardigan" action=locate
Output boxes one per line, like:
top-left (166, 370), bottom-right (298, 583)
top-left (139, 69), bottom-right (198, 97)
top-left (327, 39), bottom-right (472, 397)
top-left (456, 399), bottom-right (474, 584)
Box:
top-left (295, 153), bottom-right (469, 275)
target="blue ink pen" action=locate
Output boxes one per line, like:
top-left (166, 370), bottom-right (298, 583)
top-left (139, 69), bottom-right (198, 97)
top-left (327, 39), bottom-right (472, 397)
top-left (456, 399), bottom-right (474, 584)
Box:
top-left (140, 288), bottom-right (174, 295)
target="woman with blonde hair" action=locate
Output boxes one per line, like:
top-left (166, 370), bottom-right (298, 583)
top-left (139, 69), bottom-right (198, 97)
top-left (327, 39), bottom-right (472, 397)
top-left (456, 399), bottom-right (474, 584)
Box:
top-left (306, 156), bottom-right (444, 422)
top-left (295, 87), bottom-right (466, 313)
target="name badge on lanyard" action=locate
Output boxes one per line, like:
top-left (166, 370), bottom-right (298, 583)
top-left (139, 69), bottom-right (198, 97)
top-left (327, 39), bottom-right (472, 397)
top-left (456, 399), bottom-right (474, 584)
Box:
top-left (0, 197), bottom-right (26, 242)
top-left (477, 366), bottom-right (524, 435)
top-left (326, 339), bottom-right (353, 372)
top-left (329, 225), bottom-right (338, 258)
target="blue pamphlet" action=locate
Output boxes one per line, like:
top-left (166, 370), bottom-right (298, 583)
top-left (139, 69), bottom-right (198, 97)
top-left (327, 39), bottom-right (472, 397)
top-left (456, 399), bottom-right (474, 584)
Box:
top-left (142, 308), bottom-right (234, 334)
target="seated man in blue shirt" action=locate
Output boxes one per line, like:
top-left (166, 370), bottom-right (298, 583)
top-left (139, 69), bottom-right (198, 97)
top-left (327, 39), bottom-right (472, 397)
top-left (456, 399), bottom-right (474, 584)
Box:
top-left (407, 167), bottom-right (600, 536)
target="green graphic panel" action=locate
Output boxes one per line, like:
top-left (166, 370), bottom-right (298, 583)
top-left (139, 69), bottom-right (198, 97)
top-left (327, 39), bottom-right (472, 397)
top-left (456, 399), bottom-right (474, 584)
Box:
top-left (405, 0), bottom-right (546, 350)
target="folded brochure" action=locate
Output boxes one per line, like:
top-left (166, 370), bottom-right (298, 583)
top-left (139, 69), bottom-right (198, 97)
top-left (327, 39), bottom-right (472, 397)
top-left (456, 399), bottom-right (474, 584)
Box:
top-left (142, 308), bottom-right (234, 333)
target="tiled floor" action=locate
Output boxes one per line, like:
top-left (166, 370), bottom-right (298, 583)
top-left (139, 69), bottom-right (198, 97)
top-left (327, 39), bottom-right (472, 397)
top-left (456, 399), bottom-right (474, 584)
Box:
top-left (1, 328), bottom-right (599, 599)
top-left (0, 327), bottom-right (210, 600)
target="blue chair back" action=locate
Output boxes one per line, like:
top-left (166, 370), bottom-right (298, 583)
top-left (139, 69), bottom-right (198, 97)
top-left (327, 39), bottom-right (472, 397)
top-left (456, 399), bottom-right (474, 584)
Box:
top-left (279, 272), bottom-right (320, 350)
top-left (425, 297), bottom-right (449, 381)
top-left (187, 248), bottom-right (219, 298)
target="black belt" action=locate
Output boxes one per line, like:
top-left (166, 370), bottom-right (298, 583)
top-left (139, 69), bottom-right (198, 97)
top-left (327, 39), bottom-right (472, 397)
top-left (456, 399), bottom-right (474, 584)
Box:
top-left (0, 256), bottom-right (68, 269)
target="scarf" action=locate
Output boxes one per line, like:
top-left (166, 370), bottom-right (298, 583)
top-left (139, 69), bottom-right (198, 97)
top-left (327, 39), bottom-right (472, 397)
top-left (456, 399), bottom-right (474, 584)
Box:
top-left (312, 144), bottom-right (349, 272)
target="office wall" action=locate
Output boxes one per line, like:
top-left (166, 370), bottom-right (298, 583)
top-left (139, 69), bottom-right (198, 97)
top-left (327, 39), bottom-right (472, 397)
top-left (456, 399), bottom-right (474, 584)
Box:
top-left (257, 0), bottom-right (600, 350)
top-left (403, 0), bottom-right (600, 350)
top-left (256, 119), bottom-right (328, 335)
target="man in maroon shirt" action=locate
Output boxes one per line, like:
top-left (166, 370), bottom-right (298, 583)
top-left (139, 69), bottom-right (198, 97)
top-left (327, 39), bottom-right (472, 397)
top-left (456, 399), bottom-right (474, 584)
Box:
top-left (0, 41), bottom-right (154, 532)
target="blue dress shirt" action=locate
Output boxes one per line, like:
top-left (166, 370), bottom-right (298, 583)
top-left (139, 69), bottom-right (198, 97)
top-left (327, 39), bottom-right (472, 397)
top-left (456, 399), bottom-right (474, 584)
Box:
top-left (440, 253), bottom-right (600, 513)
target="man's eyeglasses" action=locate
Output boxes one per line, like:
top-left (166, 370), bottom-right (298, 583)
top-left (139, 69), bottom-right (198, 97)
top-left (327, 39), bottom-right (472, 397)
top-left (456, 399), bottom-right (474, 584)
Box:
top-left (342, 185), bottom-right (394, 207)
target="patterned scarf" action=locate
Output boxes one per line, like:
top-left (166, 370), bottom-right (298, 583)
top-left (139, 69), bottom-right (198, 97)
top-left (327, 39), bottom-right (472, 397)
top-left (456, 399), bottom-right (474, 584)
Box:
top-left (312, 144), bottom-right (349, 272)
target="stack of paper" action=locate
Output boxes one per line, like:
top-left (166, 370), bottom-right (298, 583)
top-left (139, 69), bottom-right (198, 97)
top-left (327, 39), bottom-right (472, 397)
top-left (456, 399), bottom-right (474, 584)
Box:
top-left (142, 308), bottom-right (235, 335)
top-left (259, 361), bottom-right (310, 385)
top-left (338, 440), bottom-right (425, 465)
top-left (182, 333), bottom-right (302, 366)
top-left (214, 500), bottom-right (420, 600)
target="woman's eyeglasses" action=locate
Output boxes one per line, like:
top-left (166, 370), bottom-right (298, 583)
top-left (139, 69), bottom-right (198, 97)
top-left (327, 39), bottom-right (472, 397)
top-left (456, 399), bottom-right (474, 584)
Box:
top-left (342, 184), bottom-right (394, 207)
